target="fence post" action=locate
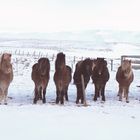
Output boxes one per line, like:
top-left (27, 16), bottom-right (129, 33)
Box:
top-left (81, 74), bottom-right (87, 106)
top-left (121, 56), bottom-right (124, 65)
top-left (110, 59), bottom-right (113, 71)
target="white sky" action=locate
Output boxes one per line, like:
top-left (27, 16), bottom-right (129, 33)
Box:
top-left (0, 0), bottom-right (140, 32)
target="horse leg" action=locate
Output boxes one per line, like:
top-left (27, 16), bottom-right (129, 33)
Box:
top-left (93, 84), bottom-right (98, 101)
top-left (65, 91), bottom-right (68, 101)
top-left (42, 88), bottom-right (46, 103)
top-left (0, 88), bottom-right (3, 104)
top-left (60, 90), bottom-right (64, 104)
top-left (39, 87), bottom-right (43, 100)
top-left (65, 86), bottom-right (69, 101)
top-left (125, 87), bottom-right (129, 103)
top-left (4, 88), bottom-right (8, 105)
top-left (76, 85), bottom-right (80, 104)
top-left (101, 85), bottom-right (105, 101)
top-left (56, 89), bottom-right (59, 104)
top-left (33, 87), bottom-right (38, 104)
top-left (118, 85), bottom-right (123, 101)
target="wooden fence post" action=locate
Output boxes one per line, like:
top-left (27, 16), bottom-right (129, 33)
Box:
top-left (81, 74), bottom-right (87, 106)
top-left (110, 59), bottom-right (113, 71)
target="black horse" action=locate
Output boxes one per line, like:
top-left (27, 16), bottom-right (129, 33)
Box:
top-left (73, 58), bottom-right (95, 104)
top-left (31, 58), bottom-right (50, 104)
top-left (91, 58), bottom-right (109, 101)
top-left (53, 52), bottom-right (72, 104)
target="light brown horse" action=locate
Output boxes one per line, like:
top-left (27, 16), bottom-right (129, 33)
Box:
top-left (53, 52), bottom-right (72, 104)
top-left (0, 53), bottom-right (13, 105)
top-left (116, 59), bottom-right (134, 103)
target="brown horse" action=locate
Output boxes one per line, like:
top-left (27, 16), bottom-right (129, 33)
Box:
top-left (91, 58), bottom-right (109, 102)
top-left (0, 53), bottom-right (13, 105)
top-left (73, 58), bottom-right (95, 104)
top-left (53, 52), bottom-right (72, 104)
top-left (116, 59), bottom-right (134, 103)
top-left (31, 57), bottom-right (50, 104)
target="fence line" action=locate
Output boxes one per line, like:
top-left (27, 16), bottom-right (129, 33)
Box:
top-left (1, 49), bottom-right (122, 71)
top-left (121, 55), bottom-right (140, 70)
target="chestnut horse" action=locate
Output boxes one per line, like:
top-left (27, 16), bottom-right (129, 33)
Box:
top-left (91, 58), bottom-right (109, 102)
top-left (31, 57), bottom-right (50, 104)
top-left (53, 52), bottom-right (72, 104)
top-left (73, 58), bottom-right (95, 104)
top-left (0, 53), bottom-right (13, 105)
top-left (116, 59), bottom-right (134, 103)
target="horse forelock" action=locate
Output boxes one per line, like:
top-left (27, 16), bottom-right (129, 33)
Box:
top-left (38, 58), bottom-right (50, 76)
top-left (95, 58), bottom-right (107, 75)
top-left (121, 60), bottom-right (131, 71)
top-left (120, 60), bottom-right (133, 79)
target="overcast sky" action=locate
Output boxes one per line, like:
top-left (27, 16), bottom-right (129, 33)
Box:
top-left (0, 0), bottom-right (140, 32)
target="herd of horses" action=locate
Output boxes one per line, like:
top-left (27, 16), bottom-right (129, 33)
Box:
top-left (0, 52), bottom-right (134, 105)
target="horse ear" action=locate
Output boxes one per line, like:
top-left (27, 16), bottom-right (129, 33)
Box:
top-left (1, 54), bottom-right (4, 62)
top-left (9, 54), bottom-right (12, 57)
top-left (104, 60), bottom-right (107, 66)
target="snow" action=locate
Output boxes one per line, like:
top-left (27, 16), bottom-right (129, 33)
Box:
top-left (0, 36), bottom-right (140, 140)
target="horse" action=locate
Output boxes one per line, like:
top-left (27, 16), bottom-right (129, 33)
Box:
top-left (53, 52), bottom-right (72, 104)
top-left (73, 58), bottom-right (96, 104)
top-left (116, 59), bottom-right (134, 103)
top-left (91, 58), bottom-right (109, 102)
top-left (0, 53), bottom-right (13, 105)
top-left (31, 57), bottom-right (50, 104)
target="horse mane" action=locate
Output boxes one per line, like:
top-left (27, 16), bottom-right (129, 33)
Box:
top-left (55, 52), bottom-right (66, 71)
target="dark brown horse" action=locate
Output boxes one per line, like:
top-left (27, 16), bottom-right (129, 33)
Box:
top-left (31, 57), bottom-right (50, 104)
top-left (73, 58), bottom-right (95, 104)
top-left (53, 52), bottom-right (72, 104)
top-left (91, 58), bottom-right (109, 101)
top-left (116, 59), bottom-right (134, 103)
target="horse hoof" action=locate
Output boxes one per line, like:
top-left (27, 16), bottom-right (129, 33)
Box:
top-left (81, 100), bottom-right (84, 104)
top-left (93, 98), bottom-right (97, 101)
top-left (4, 103), bottom-right (8, 105)
top-left (102, 98), bottom-right (105, 102)
top-left (33, 101), bottom-right (37, 104)
top-left (60, 102), bottom-right (64, 105)
top-left (76, 100), bottom-right (79, 104)
top-left (126, 101), bottom-right (129, 103)
top-left (43, 100), bottom-right (46, 104)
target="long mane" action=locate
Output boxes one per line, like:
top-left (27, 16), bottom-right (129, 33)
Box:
top-left (55, 52), bottom-right (66, 71)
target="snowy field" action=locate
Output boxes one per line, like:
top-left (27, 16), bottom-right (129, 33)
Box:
top-left (0, 37), bottom-right (140, 140)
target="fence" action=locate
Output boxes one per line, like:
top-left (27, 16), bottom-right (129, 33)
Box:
top-left (0, 49), bottom-right (120, 71)
top-left (121, 55), bottom-right (140, 70)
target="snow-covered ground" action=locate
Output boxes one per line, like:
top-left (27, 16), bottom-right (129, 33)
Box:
top-left (0, 36), bottom-right (140, 140)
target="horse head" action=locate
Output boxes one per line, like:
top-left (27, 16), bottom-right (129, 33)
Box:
top-left (121, 60), bottom-right (132, 77)
top-left (95, 58), bottom-right (107, 76)
top-left (38, 58), bottom-right (50, 76)
top-left (0, 53), bottom-right (12, 74)
top-left (82, 58), bottom-right (93, 76)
